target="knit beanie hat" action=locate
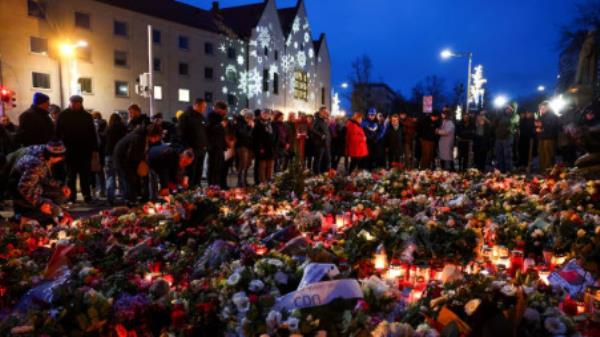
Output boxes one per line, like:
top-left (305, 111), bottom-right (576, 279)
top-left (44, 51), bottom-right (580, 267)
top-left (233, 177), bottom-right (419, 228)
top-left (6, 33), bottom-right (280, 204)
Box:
top-left (32, 92), bottom-right (50, 106)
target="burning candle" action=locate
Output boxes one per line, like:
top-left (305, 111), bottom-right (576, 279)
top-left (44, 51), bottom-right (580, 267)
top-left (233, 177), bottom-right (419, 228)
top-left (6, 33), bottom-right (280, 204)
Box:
top-left (496, 255), bottom-right (510, 269)
top-left (510, 250), bottom-right (524, 272)
top-left (373, 244), bottom-right (388, 271)
top-left (386, 264), bottom-right (403, 282)
top-left (335, 215), bottom-right (345, 230)
top-left (538, 268), bottom-right (551, 285)
top-left (577, 301), bottom-right (586, 315)
top-left (410, 289), bottom-right (423, 302)
top-left (321, 214), bottom-right (334, 232)
top-left (416, 265), bottom-right (431, 284)
top-left (254, 244), bottom-right (268, 256)
top-left (551, 253), bottom-right (567, 268)
top-left (523, 258), bottom-right (536, 272)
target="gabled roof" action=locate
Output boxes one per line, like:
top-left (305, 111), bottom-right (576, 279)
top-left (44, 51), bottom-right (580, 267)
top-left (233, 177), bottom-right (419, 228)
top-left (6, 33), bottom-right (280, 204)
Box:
top-left (217, 2), bottom-right (268, 39)
top-left (94, 0), bottom-right (220, 33)
top-left (277, 6), bottom-right (299, 37)
top-left (313, 33), bottom-right (325, 55)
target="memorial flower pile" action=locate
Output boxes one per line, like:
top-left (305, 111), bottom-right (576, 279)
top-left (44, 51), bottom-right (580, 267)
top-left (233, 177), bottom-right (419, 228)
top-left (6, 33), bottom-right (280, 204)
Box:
top-left (1, 168), bottom-right (600, 337)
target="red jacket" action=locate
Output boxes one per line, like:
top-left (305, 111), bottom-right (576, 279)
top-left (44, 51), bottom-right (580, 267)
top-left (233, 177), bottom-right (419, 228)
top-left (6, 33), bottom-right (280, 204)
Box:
top-left (345, 119), bottom-right (368, 158)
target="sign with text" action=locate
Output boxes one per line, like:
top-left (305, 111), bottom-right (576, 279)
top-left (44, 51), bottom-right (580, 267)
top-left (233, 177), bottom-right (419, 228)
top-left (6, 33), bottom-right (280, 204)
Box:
top-left (423, 95), bottom-right (433, 113)
top-left (274, 279), bottom-right (363, 311)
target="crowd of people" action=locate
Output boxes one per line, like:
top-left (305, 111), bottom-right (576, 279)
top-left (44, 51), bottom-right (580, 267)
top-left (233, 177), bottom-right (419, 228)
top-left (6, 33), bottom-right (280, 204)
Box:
top-left (0, 91), bottom-right (598, 223)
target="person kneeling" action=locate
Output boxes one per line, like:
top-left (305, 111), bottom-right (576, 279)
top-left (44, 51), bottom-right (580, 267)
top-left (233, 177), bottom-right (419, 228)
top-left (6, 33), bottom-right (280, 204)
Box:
top-left (9, 141), bottom-right (71, 223)
top-left (148, 144), bottom-right (195, 197)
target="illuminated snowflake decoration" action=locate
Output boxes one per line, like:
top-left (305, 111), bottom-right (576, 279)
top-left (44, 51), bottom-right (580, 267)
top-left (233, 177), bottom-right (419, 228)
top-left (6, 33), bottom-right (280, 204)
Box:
top-left (222, 87), bottom-right (228, 94)
top-left (281, 54), bottom-right (296, 72)
top-left (237, 55), bottom-right (245, 66)
top-left (304, 32), bottom-right (310, 43)
top-left (219, 43), bottom-right (227, 54)
top-left (294, 41), bottom-right (299, 49)
top-left (257, 56), bottom-right (263, 65)
top-left (469, 65), bottom-right (487, 106)
top-left (308, 48), bottom-right (314, 59)
top-left (292, 17), bottom-right (300, 33)
top-left (238, 68), bottom-right (263, 98)
top-left (269, 64), bottom-right (279, 75)
top-left (297, 52), bottom-right (307, 68)
top-left (256, 26), bottom-right (272, 49)
top-left (250, 50), bottom-right (257, 58)
top-left (225, 65), bottom-right (237, 81)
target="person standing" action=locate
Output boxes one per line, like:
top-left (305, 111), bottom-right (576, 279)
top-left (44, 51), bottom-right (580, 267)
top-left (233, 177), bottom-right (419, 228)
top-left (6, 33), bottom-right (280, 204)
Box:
top-left (253, 109), bottom-right (277, 183)
top-left (92, 112), bottom-right (107, 198)
top-left (417, 112), bottom-right (441, 170)
top-left (473, 111), bottom-right (492, 172)
top-left (127, 104), bottom-right (150, 132)
top-left (493, 103), bottom-right (518, 173)
top-left (272, 111), bottom-right (289, 173)
top-left (207, 101), bottom-right (228, 188)
top-left (310, 107), bottom-right (332, 174)
top-left (517, 111), bottom-right (536, 170)
top-left (331, 116), bottom-right (347, 172)
top-left (177, 98), bottom-right (208, 187)
top-left (362, 108), bottom-right (384, 169)
top-left (383, 114), bottom-right (403, 168)
top-left (235, 109), bottom-right (255, 187)
top-left (436, 111), bottom-right (456, 171)
top-left (105, 113), bottom-right (127, 205)
top-left (55, 95), bottom-right (98, 204)
top-left (455, 113), bottom-right (475, 171)
top-left (16, 93), bottom-right (55, 147)
top-left (346, 112), bottom-right (368, 172)
top-left (536, 101), bottom-right (560, 172)
top-left (399, 112), bottom-right (416, 169)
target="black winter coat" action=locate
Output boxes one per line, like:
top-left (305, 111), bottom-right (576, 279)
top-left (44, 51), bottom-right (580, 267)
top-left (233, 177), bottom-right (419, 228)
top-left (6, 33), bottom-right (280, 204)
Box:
top-left (177, 107), bottom-right (207, 151)
top-left (105, 122), bottom-right (128, 155)
top-left (253, 120), bottom-right (277, 160)
top-left (16, 106), bottom-right (54, 146)
top-left (235, 118), bottom-right (253, 149)
top-left (384, 125), bottom-right (403, 156)
top-left (113, 128), bottom-right (146, 170)
top-left (207, 112), bottom-right (226, 153)
top-left (309, 116), bottom-right (331, 149)
top-left (56, 108), bottom-right (98, 156)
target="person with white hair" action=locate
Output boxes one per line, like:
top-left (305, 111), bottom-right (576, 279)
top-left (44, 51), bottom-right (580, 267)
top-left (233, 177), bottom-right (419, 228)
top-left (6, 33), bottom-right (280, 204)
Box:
top-left (235, 109), bottom-right (255, 187)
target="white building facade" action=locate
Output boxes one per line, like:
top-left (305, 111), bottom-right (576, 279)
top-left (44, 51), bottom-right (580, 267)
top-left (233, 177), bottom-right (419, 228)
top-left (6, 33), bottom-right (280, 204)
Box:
top-left (0, 0), bottom-right (331, 121)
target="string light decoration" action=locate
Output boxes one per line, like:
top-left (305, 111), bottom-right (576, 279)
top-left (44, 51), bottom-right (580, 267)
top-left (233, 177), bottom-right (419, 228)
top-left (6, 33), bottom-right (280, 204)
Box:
top-left (469, 65), bottom-right (487, 108)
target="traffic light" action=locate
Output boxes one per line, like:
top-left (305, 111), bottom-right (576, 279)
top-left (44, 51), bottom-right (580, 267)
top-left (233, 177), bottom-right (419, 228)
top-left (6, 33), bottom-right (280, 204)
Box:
top-left (0, 87), bottom-right (16, 109)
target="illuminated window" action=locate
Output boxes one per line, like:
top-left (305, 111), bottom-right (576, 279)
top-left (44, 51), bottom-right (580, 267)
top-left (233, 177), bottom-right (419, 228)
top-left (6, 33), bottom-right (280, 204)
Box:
top-left (115, 81), bottom-right (129, 97)
top-left (154, 85), bottom-right (163, 100)
top-left (294, 71), bottom-right (308, 101)
top-left (78, 77), bottom-right (92, 94)
top-left (178, 89), bottom-right (190, 102)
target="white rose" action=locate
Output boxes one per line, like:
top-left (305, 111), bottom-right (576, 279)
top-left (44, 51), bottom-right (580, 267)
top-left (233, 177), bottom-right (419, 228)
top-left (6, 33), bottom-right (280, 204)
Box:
top-left (286, 317), bottom-right (300, 331)
top-left (227, 272), bottom-right (241, 286)
top-left (232, 291), bottom-right (250, 312)
top-left (266, 310), bottom-right (282, 330)
top-left (249, 279), bottom-right (265, 292)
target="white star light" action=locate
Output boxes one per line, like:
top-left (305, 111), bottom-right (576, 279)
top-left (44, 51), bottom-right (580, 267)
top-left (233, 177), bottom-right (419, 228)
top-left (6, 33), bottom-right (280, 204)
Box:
top-left (219, 43), bottom-right (227, 53)
top-left (237, 55), bottom-right (245, 66)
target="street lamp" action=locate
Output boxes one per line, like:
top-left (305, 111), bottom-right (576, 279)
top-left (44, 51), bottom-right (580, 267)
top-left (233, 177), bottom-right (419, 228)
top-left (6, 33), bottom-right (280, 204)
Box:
top-left (440, 48), bottom-right (473, 113)
top-left (57, 40), bottom-right (87, 107)
top-left (340, 82), bottom-right (349, 89)
top-left (537, 85), bottom-right (546, 92)
top-left (549, 95), bottom-right (567, 116)
top-left (493, 95), bottom-right (509, 109)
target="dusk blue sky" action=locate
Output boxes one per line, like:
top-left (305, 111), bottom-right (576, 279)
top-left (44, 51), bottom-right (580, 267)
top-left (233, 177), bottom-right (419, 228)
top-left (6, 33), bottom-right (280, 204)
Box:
top-left (183, 0), bottom-right (578, 102)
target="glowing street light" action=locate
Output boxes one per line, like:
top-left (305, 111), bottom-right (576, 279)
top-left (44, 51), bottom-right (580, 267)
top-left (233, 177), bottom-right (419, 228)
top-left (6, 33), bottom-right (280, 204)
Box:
top-left (493, 95), bottom-right (509, 108)
top-left (57, 39), bottom-right (88, 107)
top-left (440, 48), bottom-right (473, 112)
top-left (537, 85), bottom-right (546, 92)
top-left (549, 95), bottom-right (567, 116)
top-left (340, 82), bottom-right (349, 89)
top-left (440, 49), bottom-right (454, 59)
top-left (58, 40), bottom-right (88, 58)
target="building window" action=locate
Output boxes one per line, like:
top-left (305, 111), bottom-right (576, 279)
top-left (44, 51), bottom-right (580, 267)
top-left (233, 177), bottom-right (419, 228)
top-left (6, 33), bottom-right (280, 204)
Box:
top-left (263, 69), bottom-right (269, 92)
top-left (204, 67), bottom-right (213, 79)
top-left (179, 63), bottom-right (189, 76)
top-left (114, 50), bottom-right (127, 67)
top-left (152, 29), bottom-right (161, 44)
top-left (205, 92), bottom-right (213, 103)
top-left (204, 42), bottom-right (214, 55)
top-left (179, 35), bottom-right (189, 50)
top-left (321, 87), bottom-right (326, 105)
top-left (227, 94), bottom-right (236, 106)
top-left (227, 47), bottom-right (236, 59)
top-left (178, 89), bottom-right (190, 102)
top-left (77, 46), bottom-right (91, 62)
top-left (263, 47), bottom-right (268, 57)
top-left (78, 77), bottom-right (93, 94)
top-left (274, 50), bottom-right (279, 61)
top-left (74, 12), bottom-right (90, 29)
top-left (115, 81), bottom-right (129, 97)
top-left (154, 85), bottom-right (163, 100)
top-left (153, 58), bottom-right (161, 72)
top-left (300, 43), bottom-right (304, 51)
top-left (32, 72), bottom-right (50, 89)
top-left (28, 0), bottom-right (46, 19)
top-left (30, 36), bottom-right (48, 54)
top-left (113, 20), bottom-right (128, 37)
top-left (294, 71), bottom-right (308, 101)
top-left (273, 73), bottom-right (279, 95)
